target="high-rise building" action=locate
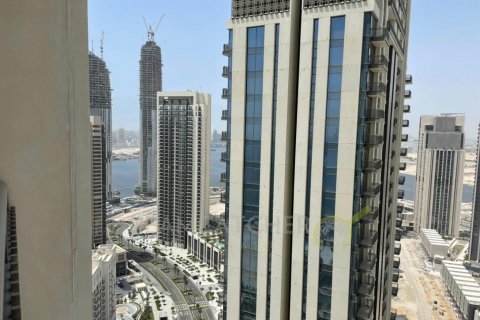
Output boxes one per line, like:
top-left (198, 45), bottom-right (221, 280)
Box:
top-left (118, 128), bottom-right (126, 147)
top-left (157, 91), bottom-right (211, 248)
top-left (414, 115), bottom-right (465, 237)
top-left (470, 124), bottom-right (480, 261)
top-left (92, 244), bottom-right (117, 320)
top-left (91, 116), bottom-right (107, 248)
top-left (89, 52), bottom-right (113, 201)
top-left (140, 31), bottom-right (163, 196)
top-left (222, 0), bottom-right (412, 319)
top-left (0, 0), bottom-right (92, 318)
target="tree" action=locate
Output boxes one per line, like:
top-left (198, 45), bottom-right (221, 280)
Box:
top-left (153, 247), bottom-right (159, 263)
top-left (183, 275), bottom-right (189, 290)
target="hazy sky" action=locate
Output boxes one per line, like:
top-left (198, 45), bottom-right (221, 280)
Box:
top-left (89, 0), bottom-right (480, 142)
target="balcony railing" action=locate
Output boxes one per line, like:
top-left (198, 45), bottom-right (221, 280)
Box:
top-left (358, 280), bottom-right (375, 296)
top-left (220, 193), bottom-right (226, 203)
top-left (360, 231), bottom-right (378, 247)
top-left (399, 162), bottom-right (406, 171)
top-left (362, 183), bottom-right (381, 197)
top-left (221, 109), bottom-right (229, 120)
top-left (402, 120), bottom-right (410, 127)
top-left (368, 82), bottom-right (387, 97)
top-left (220, 173), bottom-right (227, 183)
top-left (395, 228), bottom-right (402, 241)
top-left (357, 304), bottom-right (374, 320)
top-left (222, 66), bottom-right (229, 78)
top-left (370, 28), bottom-right (388, 47)
top-left (398, 189), bottom-right (405, 199)
top-left (363, 159), bottom-right (382, 172)
top-left (403, 105), bottom-right (411, 113)
top-left (405, 74), bottom-right (413, 84)
top-left (221, 131), bottom-right (229, 141)
top-left (404, 90), bottom-right (412, 99)
top-left (222, 44), bottom-right (231, 56)
top-left (392, 269), bottom-right (400, 282)
top-left (397, 203), bottom-right (404, 214)
top-left (365, 135), bottom-right (383, 145)
top-left (360, 207), bottom-right (379, 223)
top-left (399, 175), bottom-right (405, 185)
top-left (368, 55), bottom-right (389, 72)
top-left (394, 255), bottom-right (400, 268)
top-left (366, 107), bottom-right (385, 120)
top-left (396, 218), bottom-right (403, 228)
top-left (394, 242), bottom-right (401, 255)
top-left (359, 255), bottom-right (377, 272)
top-left (401, 134), bottom-right (408, 142)
top-left (222, 88), bottom-right (229, 99)
top-left (400, 148), bottom-right (408, 156)
top-left (221, 152), bottom-right (228, 162)
top-left (392, 282), bottom-right (399, 296)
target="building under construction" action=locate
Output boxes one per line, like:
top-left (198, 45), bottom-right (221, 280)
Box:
top-left (89, 51), bottom-right (112, 201)
top-left (139, 30), bottom-right (163, 196)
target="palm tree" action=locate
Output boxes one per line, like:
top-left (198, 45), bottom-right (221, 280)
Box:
top-left (183, 275), bottom-right (189, 290)
top-left (153, 247), bottom-right (159, 263)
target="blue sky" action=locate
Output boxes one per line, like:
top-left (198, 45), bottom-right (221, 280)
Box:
top-left (89, 0), bottom-right (480, 142)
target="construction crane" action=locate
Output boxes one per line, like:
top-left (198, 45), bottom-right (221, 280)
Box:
top-left (143, 14), bottom-right (165, 42)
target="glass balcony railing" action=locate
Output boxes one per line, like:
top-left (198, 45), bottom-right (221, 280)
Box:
top-left (359, 255), bottom-right (377, 272)
top-left (222, 88), bottom-right (229, 99)
top-left (221, 131), bottom-right (229, 141)
top-left (360, 207), bottom-right (379, 223)
top-left (221, 109), bottom-right (229, 120)
top-left (398, 175), bottom-right (405, 185)
top-left (357, 304), bottom-right (374, 320)
top-left (360, 231), bottom-right (378, 247)
top-left (222, 44), bottom-right (231, 56)
top-left (368, 82), bottom-right (387, 97)
top-left (363, 159), bottom-right (382, 172)
top-left (365, 135), bottom-right (383, 145)
top-left (401, 134), bottom-right (408, 142)
top-left (222, 66), bottom-right (229, 78)
top-left (403, 105), bottom-right (411, 113)
top-left (397, 203), bottom-right (404, 214)
top-left (366, 107), bottom-right (385, 120)
top-left (362, 183), bottom-right (381, 197)
top-left (400, 148), bottom-right (408, 156)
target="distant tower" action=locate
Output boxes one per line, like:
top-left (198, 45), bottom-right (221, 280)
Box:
top-left (89, 46), bottom-right (113, 201)
top-left (156, 91), bottom-right (211, 248)
top-left (140, 18), bottom-right (163, 196)
top-left (470, 123), bottom-right (480, 261)
top-left (414, 115), bottom-right (465, 237)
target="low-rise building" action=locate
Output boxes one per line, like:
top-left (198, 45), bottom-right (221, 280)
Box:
top-left (442, 260), bottom-right (480, 319)
top-left (114, 244), bottom-right (127, 276)
top-left (420, 228), bottom-right (449, 259)
top-left (92, 244), bottom-right (116, 320)
top-left (186, 231), bottom-right (224, 272)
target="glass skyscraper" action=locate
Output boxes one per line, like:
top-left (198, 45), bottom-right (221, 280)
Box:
top-left (222, 0), bottom-right (413, 319)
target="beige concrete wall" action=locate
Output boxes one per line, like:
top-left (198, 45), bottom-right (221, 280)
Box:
top-left (0, 1), bottom-right (92, 319)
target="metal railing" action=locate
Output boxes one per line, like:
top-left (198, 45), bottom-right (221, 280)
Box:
top-left (221, 110), bottom-right (229, 120)
top-left (222, 44), bottom-right (230, 56)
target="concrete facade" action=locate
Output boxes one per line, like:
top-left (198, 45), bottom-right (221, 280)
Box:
top-left (223, 0), bottom-right (412, 319)
top-left (92, 244), bottom-right (117, 320)
top-left (140, 39), bottom-right (163, 196)
top-left (156, 91), bottom-right (211, 248)
top-left (420, 228), bottom-right (449, 259)
top-left (91, 116), bottom-right (107, 248)
top-left (187, 231), bottom-right (225, 272)
top-left (442, 260), bottom-right (480, 320)
top-left (414, 115), bottom-right (465, 237)
top-left (470, 124), bottom-right (480, 261)
top-left (0, 1), bottom-right (92, 318)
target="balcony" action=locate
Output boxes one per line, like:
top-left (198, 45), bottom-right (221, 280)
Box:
top-left (220, 193), bottom-right (226, 203)
top-left (221, 152), bottom-right (228, 162)
top-left (404, 90), bottom-right (412, 99)
top-left (362, 183), bottom-right (381, 197)
top-left (221, 109), bottom-right (229, 120)
top-left (222, 66), bottom-right (230, 78)
top-left (402, 120), bottom-right (410, 127)
top-left (370, 28), bottom-right (388, 47)
top-left (397, 203), bottom-right (404, 214)
top-left (399, 162), bottom-right (406, 171)
top-left (359, 255), bottom-right (377, 272)
top-left (393, 255), bottom-right (400, 268)
top-left (365, 135), bottom-right (383, 145)
top-left (222, 88), bottom-right (229, 99)
top-left (368, 82), bottom-right (387, 98)
top-left (357, 304), bottom-right (374, 320)
top-left (400, 148), bottom-right (408, 156)
top-left (221, 131), bottom-right (229, 141)
top-left (405, 74), bottom-right (413, 84)
top-left (398, 189), bottom-right (405, 199)
top-left (222, 44), bottom-right (231, 56)
top-left (396, 218), bottom-right (403, 228)
top-left (398, 176), bottom-right (405, 185)
top-left (366, 107), bottom-right (385, 120)
top-left (392, 282), bottom-right (399, 296)
top-left (369, 55), bottom-right (389, 72)
top-left (360, 231), bottom-right (378, 247)
top-left (358, 280), bottom-right (375, 296)
top-left (363, 159), bottom-right (382, 172)
top-left (394, 242), bottom-right (401, 255)
top-left (403, 105), bottom-right (411, 113)
top-left (220, 172), bottom-right (227, 183)
top-left (395, 228), bottom-right (402, 241)
top-left (360, 207), bottom-right (379, 223)
top-left (391, 309), bottom-right (398, 320)
top-left (401, 134), bottom-right (408, 142)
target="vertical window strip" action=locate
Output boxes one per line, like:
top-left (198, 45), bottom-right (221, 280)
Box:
top-left (240, 26), bottom-right (265, 320)
top-left (301, 18), bottom-right (319, 320)
top-left (317, 15), bottom-right (345, 320)
top-left (266, 23), bottom-right (280, 320)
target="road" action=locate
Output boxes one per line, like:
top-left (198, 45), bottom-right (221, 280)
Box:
top-left (109, 222), bottom-right (215, 320)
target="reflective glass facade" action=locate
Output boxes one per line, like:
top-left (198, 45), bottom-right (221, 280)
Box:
top-left (240, 26), bottom-right (265, 319)
top-left (317, 16), bottom-right (345, 320)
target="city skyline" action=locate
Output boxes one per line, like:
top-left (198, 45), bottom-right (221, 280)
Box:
top-left (88, 0), bottom-right (480, 140)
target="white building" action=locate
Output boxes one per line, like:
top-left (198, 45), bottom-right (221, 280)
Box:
top-left (442, 260), bottom-right (480, 320)
top-left (187, 231), bottom-right (224, 272)
top-left (222, 0), bottom-right (412, 319)
top-left (92, 244), bottom-right (117, 320)
top-left (414, 115), bottom-right (465, 237)
top-left (420, 228), bottom-right (449, 259)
